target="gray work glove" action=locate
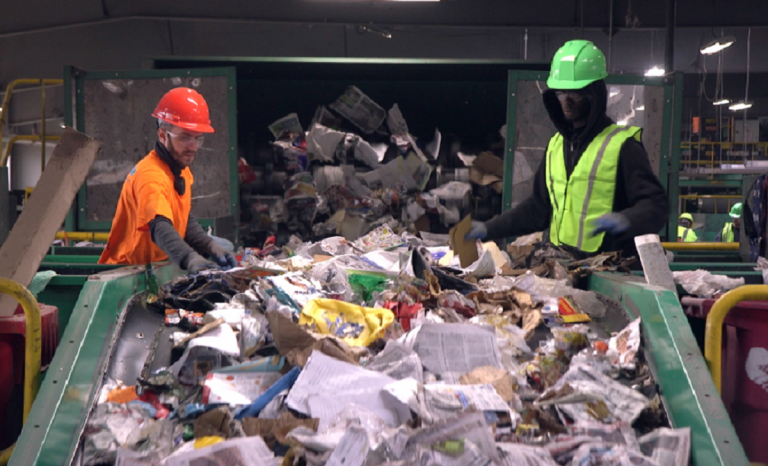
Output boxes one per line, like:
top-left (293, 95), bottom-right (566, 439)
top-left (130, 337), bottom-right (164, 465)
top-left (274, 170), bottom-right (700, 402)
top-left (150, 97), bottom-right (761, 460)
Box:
top-left (185, 253), bottom-right (221, 274)
top-left (209, 242), bottom-right (238, 270)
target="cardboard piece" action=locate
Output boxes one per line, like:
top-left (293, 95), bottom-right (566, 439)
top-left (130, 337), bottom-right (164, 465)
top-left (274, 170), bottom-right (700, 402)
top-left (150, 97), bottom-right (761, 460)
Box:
top-left (266, 311), bottom-right (359, 367)
top-left (469, 152), bottom-right (504, 194)
top-left (482, 241), bottom-right (509, 268)
top-left (0, 128), bottom-right (101, 317)
top-left (242, 412), bottom-right (319, 448)
top-left (459, 365), bottom-right (517, 403)
top-left (193, 407), bottom-right (233, 439)
top-left (449, 215), bottom-right (479, 268)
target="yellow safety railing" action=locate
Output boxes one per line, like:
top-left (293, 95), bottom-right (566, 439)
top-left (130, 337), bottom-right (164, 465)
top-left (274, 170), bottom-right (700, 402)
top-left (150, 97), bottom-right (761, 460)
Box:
top-left (680, 141), bottom-right (768, 173)
top-left (678, 194), bottom-right (742, 214)
top-left (0, 278), bottom-right (42, 465)
top-left (0, 78), bottom-right (64, 169)
top-left (55, 231), bottom-right (109, 242)
top-left (661, 242), bottom-right (739, 251)
top-left (704, 285), bottom-right (768, 394)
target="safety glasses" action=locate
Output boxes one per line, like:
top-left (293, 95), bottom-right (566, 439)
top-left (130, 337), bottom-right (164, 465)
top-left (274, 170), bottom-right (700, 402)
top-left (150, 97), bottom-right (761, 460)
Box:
top-left (555, 90), bottom-right (585, 103)
top-left (166, 130), bottom-right (205, 148)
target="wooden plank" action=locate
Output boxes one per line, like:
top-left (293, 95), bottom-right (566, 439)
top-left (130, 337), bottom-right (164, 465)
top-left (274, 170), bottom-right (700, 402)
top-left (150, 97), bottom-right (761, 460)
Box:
top-left (0, 128), bottom-right (101, 316)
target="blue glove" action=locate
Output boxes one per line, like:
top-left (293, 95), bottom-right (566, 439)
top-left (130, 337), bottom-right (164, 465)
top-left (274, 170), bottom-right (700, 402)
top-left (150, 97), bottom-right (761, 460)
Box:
top-left (465, 221), bottom-right (488, 240)
top-left (210, 243), bottom-right (238, 270)
top-left (591, 213), bottom-right (630, 236)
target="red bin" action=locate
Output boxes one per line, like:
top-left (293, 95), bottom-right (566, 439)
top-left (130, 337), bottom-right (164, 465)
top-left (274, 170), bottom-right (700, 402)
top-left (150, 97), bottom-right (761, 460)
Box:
top-left (686, 298), bottom-right (768, 463)
top-left (0, 303), bottom-right (59, 449)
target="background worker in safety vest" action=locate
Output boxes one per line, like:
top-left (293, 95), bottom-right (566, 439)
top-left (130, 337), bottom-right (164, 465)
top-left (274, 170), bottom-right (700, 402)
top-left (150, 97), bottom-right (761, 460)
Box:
top-left (99, 88), bottom-right (237, 273)
top-left (716, 203), bottom-right (742, 242)
top-left (465, 40), bottom-right (667, 257)
top-left (677, 213), bottom-right (698, 242)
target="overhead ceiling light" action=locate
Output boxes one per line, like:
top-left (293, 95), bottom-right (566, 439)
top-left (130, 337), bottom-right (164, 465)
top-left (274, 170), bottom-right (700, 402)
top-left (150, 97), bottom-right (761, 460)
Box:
top-left (713, 99), bottom-right (731, 106)
top-left (729, 101), bottom-right (753, 111)
top-left (644, 66), bottom-right (665, 77)
top-left (700, 35), bottom-right (736, 55)
top-left (635, 105), bottom-right (645, 111)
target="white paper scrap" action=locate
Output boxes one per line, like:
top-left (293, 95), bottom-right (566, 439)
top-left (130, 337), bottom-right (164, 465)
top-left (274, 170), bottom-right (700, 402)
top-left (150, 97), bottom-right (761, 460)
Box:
top-left (325, 425), bottom-right (370, 466)
top-left (285, 351), bottom-right (411, 429)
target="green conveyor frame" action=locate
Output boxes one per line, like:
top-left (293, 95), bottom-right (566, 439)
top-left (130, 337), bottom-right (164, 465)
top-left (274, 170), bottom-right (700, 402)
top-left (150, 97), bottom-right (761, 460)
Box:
top-left (9, 269), bottom-right (750, 465)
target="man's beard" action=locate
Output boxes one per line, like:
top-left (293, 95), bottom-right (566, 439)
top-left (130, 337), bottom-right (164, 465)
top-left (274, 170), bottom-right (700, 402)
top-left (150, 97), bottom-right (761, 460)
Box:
top-left (169, 144), bottom-right (195, 167)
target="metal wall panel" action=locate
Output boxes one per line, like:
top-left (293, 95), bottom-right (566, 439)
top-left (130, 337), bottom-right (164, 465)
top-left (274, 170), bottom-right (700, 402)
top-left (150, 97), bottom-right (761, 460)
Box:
top-left (81, 75), bottom-right (231, 223)
top-left (511, 80), bottom-right (667, 206)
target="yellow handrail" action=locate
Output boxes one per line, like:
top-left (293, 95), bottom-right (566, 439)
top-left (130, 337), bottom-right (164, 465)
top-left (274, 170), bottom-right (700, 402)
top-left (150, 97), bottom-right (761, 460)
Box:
top-left (1, 134), bottom-right (61, 167)
top-left (55, 231), bottom-right (109, 242)
top-left (704, 285), bottom-right (768, 394)
top-left (0, 278), bottom-right (42, 465)
top-left (0, 78), bottom-right (64, 168)
top-left (661, 242), bottom-right (739, 251)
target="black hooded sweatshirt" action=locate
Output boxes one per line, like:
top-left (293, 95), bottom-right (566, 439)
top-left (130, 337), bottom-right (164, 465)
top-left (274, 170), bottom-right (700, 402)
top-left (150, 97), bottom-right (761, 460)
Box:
top-left (484, 80), bottom-right (668, 258)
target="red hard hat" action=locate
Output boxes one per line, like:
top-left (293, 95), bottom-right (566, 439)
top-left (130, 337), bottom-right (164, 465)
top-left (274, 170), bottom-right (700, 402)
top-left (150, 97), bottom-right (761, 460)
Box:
top-left (152, 87), bottom-right (215, 133)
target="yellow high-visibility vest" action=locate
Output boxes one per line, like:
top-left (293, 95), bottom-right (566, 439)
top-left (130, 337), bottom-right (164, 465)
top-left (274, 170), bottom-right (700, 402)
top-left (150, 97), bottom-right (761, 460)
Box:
top-left (720, 222), bottom-right (734, 242)
top-left (677, 225), bottom-right (698, 242)
top-left (545, 124), bottom-right (642, 252)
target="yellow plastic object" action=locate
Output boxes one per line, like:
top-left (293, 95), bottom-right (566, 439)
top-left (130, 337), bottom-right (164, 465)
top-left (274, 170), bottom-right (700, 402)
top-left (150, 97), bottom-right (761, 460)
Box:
top-left (0, 278), bottom-right (42, 465)
top-left (661, 242), bottom-right (739, 251)
top-left (54, 231), bottom-right (110, 242)
top-left (704, 285), bottom-right (768, 394)
top-left (194, 436), bottom-right (225, 449)
top-left (299, 298), bottom-right (395, 347)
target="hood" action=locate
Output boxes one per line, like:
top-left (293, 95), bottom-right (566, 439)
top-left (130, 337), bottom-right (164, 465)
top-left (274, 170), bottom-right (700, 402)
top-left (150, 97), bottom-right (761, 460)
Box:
top-left (542, 79), bottom-right (610, 144)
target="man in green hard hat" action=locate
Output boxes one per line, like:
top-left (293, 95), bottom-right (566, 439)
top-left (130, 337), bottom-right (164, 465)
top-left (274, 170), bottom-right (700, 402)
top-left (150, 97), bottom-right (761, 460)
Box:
top-left (716, 203), bottom-right (742, 242)
top-left (678, 213), bottom-right (698, 242)
top-left (466, 40), bottom-right (668, 257)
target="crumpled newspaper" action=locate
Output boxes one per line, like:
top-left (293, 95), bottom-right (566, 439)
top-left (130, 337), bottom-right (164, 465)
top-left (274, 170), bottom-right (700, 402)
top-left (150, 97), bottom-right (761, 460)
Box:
top-left (672, 269), bottom-right (745, 298)
top-left (82, 403), bottom-right (154, 466)
top-left (535, 364), bottom-right (650, 424)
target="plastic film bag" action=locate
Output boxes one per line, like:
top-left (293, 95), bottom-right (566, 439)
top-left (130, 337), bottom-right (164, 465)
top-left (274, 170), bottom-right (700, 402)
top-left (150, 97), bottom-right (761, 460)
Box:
top-left (299, 298), bottom-right (395, 347)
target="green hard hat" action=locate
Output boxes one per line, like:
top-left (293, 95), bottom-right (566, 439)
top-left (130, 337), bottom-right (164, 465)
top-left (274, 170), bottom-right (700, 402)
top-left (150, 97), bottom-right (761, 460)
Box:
top-left (730, 203), bottom-right (743, 218)
top-left (547, 40), bottom-right (609, 90)
top-left (679, 213), bottom-right (694, 223)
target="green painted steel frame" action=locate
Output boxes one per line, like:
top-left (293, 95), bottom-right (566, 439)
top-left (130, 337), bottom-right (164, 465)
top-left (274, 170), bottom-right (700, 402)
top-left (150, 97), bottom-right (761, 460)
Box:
top-left (9, 264), bottom-right (182, 466)
top-left (69, 67), bottom-right (238, 234)
top-left (502, 71), bottom-right (682, 241)
top-left (588, 272), bottom-right (749, 466)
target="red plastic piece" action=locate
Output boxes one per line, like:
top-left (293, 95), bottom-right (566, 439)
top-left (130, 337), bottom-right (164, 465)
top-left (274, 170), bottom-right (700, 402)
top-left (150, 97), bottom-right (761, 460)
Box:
top-left (384, 301), bottom-right (422, 331)
top-left (138, 392), bottom-right (170, 419)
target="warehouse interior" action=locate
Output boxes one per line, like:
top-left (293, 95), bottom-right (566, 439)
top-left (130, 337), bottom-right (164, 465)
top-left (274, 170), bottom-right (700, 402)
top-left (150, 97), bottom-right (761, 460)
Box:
top-left (1, 1), bottom-right (768, 465)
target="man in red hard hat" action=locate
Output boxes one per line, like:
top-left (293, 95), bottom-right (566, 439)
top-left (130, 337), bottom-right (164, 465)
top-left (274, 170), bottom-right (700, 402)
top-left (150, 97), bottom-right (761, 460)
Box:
top-left (99, 87), bottom-right (237, 273)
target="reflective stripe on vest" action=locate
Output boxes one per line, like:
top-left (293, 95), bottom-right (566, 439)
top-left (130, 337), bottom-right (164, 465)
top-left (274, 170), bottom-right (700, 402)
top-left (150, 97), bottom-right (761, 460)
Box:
top-left (678, 225), bottom-right (695, 242)
top-left (722, 223), bottom-right (734, 242)
top-left (545, 124), bottom-right (642, 252)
